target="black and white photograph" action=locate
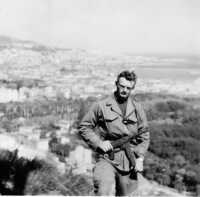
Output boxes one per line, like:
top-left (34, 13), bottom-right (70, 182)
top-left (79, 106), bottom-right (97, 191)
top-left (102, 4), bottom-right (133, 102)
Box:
top-left (0, 0), bottom-right (199, 196)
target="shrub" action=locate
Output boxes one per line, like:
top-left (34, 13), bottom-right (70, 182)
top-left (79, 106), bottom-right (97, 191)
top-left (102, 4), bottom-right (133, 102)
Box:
top-left (0, 149), bottom-right (93, 195)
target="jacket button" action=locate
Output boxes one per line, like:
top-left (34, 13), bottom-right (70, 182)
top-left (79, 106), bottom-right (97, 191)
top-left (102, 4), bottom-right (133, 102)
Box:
top-left (123, 119), bottom-right (128, 124)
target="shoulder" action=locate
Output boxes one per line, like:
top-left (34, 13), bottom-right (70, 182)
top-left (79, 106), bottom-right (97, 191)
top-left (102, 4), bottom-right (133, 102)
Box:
top-left (97, 94), bottom-right (114, 106)
top-left (131, 97), bottom-right (147, 117)
top-left (89, 95), bottom-right (111, 110)
top-left (131, 96), bottom-right (143, 108)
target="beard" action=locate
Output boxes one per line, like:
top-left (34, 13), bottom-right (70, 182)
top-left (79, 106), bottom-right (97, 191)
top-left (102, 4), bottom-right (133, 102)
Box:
top-left (115, 90), bottom-right (129, 103)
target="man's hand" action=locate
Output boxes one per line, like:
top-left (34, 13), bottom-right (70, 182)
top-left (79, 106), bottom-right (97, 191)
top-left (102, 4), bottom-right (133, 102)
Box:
top-left (98, 140), bottom-right (113, 152)
top-left (135, 157), bottom-right (144, 172)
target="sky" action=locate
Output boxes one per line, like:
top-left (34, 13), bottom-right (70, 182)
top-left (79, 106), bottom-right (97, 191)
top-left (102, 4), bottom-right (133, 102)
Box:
top-left (0, 0), bottom-right (199, 55)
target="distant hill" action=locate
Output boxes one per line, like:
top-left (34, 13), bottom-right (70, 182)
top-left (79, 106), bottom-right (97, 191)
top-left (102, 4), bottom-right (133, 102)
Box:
top-left (0, 35), bottom-right (34, 46)
top-left (0, 35), bottom-right (74, 52)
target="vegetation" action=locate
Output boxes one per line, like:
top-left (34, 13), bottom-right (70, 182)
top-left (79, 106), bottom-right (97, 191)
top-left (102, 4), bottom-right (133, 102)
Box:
top-left (0, 92), bottom-right (200, 195)
top-left (0, 78), bottom-right (46, 90)
top-left (0, 149), bottom-right (92, 195)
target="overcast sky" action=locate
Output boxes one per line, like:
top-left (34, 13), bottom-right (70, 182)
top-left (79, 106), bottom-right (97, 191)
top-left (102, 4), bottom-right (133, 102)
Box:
top-left (0, 0), bottom-right (199, 55)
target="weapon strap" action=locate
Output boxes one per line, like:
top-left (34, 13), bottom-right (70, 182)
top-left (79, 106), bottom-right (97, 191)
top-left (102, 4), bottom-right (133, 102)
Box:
top-left (131, 99), bottom-right (142, 128)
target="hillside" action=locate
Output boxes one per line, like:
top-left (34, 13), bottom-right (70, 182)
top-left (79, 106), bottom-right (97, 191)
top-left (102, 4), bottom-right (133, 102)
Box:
top-left (0, 133), bottom-right (192, 196)
top-left (0, 35), bottom-right (199, 196)
top-left (0, 92), bottom-right (199, 195)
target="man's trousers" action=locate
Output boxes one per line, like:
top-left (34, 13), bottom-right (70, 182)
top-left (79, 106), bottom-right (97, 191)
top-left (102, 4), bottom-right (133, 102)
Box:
top-left (93, 159), bottom-right (138, 196)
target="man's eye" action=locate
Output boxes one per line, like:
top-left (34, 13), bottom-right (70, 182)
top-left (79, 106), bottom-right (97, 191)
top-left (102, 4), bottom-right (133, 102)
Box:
top-left (119, 84), bottom-right (132, 90)
top-left (118, 84), bottom-right (124, 88)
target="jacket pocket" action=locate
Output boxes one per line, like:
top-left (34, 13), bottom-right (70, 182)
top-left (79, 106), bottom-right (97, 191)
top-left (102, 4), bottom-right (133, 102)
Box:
top-left (104, 116), bottom-right (118, 122)
top-left (125, 112), bottom-right (138, 124)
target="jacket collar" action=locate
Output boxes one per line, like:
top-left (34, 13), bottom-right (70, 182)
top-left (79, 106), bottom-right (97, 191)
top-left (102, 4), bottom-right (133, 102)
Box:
top-left (106, 94), bottom-right (122, 116)
top-left (106, 93), bottom-right (135, 118)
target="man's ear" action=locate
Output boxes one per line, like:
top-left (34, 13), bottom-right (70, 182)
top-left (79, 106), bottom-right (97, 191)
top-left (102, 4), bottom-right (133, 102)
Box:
top-left (132, 82), bottom-right (136, 89)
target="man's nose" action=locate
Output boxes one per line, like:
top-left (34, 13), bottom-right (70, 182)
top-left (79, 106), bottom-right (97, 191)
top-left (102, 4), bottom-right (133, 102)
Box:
top-left (123, 87), bottom-right (129, 91)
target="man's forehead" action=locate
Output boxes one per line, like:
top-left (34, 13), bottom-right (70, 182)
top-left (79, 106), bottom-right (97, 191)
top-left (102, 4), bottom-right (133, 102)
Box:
top-left (118, 77), bottom-right (135, 87)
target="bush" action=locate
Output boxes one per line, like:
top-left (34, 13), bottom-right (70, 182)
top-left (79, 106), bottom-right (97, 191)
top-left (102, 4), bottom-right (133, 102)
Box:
top-left (0, 149), bottom-right (93, 195)
top-left (167, 100), bottom-right (186, 111)
top-left (155, 100), bottom-right (186, 113)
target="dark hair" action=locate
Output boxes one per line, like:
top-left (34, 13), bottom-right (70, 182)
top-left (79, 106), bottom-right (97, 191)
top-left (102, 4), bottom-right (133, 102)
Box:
top-left (116, 70), bottom-right (137, 83)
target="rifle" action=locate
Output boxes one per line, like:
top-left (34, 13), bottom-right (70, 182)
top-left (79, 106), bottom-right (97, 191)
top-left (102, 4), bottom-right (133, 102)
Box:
top-left (99, 129), bottom-right (148, 168)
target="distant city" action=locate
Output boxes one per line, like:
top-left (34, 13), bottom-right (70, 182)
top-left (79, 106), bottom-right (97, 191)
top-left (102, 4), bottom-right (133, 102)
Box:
top-left (0, 36), bottom-right (199, 103)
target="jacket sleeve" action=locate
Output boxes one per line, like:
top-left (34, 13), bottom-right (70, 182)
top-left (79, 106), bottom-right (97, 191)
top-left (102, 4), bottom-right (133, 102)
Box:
top-left (78, 102), bottom-right (103, 150)
top-left (133, 102), bottom-right (150, 158)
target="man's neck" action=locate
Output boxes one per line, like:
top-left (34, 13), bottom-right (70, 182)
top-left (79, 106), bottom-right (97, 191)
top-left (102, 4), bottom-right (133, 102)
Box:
top-left (114, 91), bottom-right (128, 104)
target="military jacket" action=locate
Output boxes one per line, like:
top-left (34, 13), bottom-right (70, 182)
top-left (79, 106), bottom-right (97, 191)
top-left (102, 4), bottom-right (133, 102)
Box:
top-left (79, 94), bottom-right (150, 172)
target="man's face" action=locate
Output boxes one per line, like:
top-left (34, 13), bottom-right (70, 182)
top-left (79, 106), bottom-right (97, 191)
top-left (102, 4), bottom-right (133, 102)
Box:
top-left (116, 77), bottom-right (135, 99)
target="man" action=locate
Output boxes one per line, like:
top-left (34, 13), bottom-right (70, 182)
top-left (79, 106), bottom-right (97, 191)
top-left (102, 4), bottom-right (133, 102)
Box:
top-left (79, 70), bottom-right (150, 196)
